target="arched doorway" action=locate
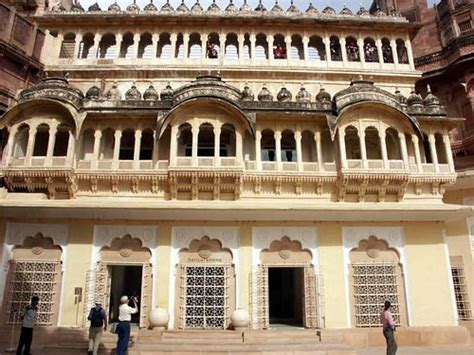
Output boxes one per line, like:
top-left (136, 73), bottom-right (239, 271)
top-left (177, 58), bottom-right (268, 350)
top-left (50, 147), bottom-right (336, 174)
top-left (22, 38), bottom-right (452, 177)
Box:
top-left (175, 236), bottom-right (235, 329)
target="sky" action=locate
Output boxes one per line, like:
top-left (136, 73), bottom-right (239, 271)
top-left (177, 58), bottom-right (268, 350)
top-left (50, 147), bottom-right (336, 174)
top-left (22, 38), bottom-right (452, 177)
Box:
top-left (78, 0), bottom-right (440, 13)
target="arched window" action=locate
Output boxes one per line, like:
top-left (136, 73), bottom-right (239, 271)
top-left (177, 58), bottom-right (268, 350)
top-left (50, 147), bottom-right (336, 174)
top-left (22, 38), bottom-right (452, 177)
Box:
top-left (177, 123), bottom-right (192, 157)
top-left (382, 38), bottom-right (393, 63)
top-left (346, 36), bottom-right (360, 62)
top-left (140, 128), bottom-right (154, 160)
top-left (198, 123), bottom-right (214, 156)
top-left (365, 127), bottom-right (381, 159)
top-left (53, 125), bottom-right (70, 157)
top-left (157, 33), bottom-right (171, 59)
top-left (99, 128), bottom-right (115, 159)
top-left (330, 36), bottom-right (342, 61)
top-left (14, 124), bottom-right (29, 158)
top-left (78, 33), bottom-right (94, 59)
top-left (206, 32), bottom-right (220, 59)
top-left (435, 133), bottom-right (447, 164)
top-left (243, 33), bottom-right (251, 60)
top-left (301, 130), bottom-right (316, 162)
top-left (308, 35), bottom-right (325, 61)
top-left (396, 39), bottom-right (409, 64)
top-left (175, 33), bottom-right (184, 59)
top-left (119, 32), bottom-right (134, 58)
top-left (33, 124), bottom-right (49, 157)
top-left (189, 33), bottom-right (202, 59)
top-left (386, 128), bottom-right (401, 160)
top-left (345, 126), bottom-right (361, 159)
top-left (364, 38), bottom-right (378, 62)
top-left (59, 33), bottom-right (76, 59)
top-left (255, 33), bottom-right (268, 60)
top-left (261, 129), bottom-right (275, 161)
top-left (138, 32), bottom-right (153, 59)
top-left (119, 129), bottom-right (135, 160)
top-left (273, 34), bottom-right (286, 59)
top-left (290, 34), bottom-right (304, 60)
top-left (321, 128), bottom-right (335, 162)
top-left (225, 33), bottom-right (239, 60)
top-left (80, 128), bottom-right (94, 160)
top-left (98, 33), bottom-right (116, 59)
top-left (220, 124), bottom-right (236, 157)
top-left (281, 130), bottom-right (296, 162)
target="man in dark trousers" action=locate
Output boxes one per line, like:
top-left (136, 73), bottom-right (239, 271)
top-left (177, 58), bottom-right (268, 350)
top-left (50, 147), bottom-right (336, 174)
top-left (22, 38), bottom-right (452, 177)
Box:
top-left (380, 300), bottom-right (398, 355)
top-left (87, 300), bottom-right (107, 355)
top-left (16, 295), bottom-right (39, 355)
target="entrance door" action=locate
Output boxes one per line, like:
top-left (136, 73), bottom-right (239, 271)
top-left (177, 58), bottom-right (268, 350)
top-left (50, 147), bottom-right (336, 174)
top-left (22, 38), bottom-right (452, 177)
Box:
top-left (268, 267), bottom-right (304, 326)
top-left (107, 265), bottom-right (142, 324)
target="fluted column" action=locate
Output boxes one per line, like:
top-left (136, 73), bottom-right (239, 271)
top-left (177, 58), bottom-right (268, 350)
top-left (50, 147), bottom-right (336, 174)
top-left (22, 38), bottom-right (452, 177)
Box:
top-left (170, 33), bottom-right (177, 60)
top-left (376, 38), bottom-right (383, 68)
top-left (324, 35), bottom-right (331, 64)
top-left (315, 129), bottom-right (324, 172)
top-left (133, 130), bottom-right (142, 169)
top-left (25, 123), bottom-right (38, 167)
top-left (192, 125), bottom-right (199, 166)
top-left (338, 129), bottom-right (347, 169)
top-left (151, 34), bottom-right (159, 59)
top-left (443, 134), bottom-right (455, 172)
top-left (268, 34), bottom-right (274, 61)
top-left (285, 35), bottom-right (291, 65)
top-left (411, 135), bottom-right (422, 172)
top-left (358, 38), bottom-right (365, 68)
top-left (406, 38), bottom-right (415, 70)
top-left (360, 129), bottom-right (368, 168)
top-left (219, 34), bottom-right (226, 64)
top-left (379, 130), bottom-right (388, 169)
top-left (255, 130), bottom-right (262, 170)
top-left (236, 130), bottom-right (243, 165)
top-left (93, 33), bottom-right (101, 58)
top-left (302, 36), bottom-right (309, 65)
top-left (295, 130), bottom-right (303, 171)
top-left (67, 131), bottom-right (76, 166)
top-left (115, 34), bottom-right (123, 59)
top-left (390, 39), bottom-right (399, 68)
top-left (46, 123), bottom-right (59, 166)
top-left (428, 133), bottom-right (439, 172)
top-left (399, 132), bottom-right (409, 169)
top-left (4, 125), bottom-right (18, 166)
top-left (112, 130), bottom-right (122, 169)
top-left (92, 129), bottom-right (102, 169)
top-left (133, 33), bottom-right (140, 58)
top-left (275, 130), bottom-right (282, 170)
top-left (183, 33), bottom-right (190, 59)
top-left (201, 33), bottom-right (207, 62)
top-left (73, 33), bottom-right (83, 59)
top-left (238, 34), bottom-right (244, 64)
top-left (152, 131), bottom-right (159, 168)
top-left (214, 124), bottom-right (222, 167)
top-left (169, 125), bottom-right (178, 166)
top-left (340, 37), bottom-right (347, 67)
top-left (250, 34), bottom-right (256, 64)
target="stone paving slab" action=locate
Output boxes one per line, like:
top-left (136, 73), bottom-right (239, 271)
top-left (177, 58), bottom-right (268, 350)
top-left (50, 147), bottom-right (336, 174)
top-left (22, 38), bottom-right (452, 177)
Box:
top-left (357, 345), bottom-right (474, 355)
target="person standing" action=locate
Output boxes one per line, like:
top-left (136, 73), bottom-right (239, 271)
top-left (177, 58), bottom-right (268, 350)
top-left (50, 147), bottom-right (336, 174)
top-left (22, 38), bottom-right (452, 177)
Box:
top-left (116, 295), bottom-right (138, 355)
top-left (16, 295), bottom-right (39, 355)
top-left (380, 300), bottom-right (398, 355)
top-left (87, 300), bottom-right (107, 355)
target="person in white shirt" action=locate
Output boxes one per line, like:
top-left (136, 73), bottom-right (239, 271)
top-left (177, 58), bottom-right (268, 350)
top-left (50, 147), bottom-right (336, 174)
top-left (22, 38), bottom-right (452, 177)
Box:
top-left (16, 295), bottom-right (39, 355)
top-left (116, 295), bottom-right (138, 355)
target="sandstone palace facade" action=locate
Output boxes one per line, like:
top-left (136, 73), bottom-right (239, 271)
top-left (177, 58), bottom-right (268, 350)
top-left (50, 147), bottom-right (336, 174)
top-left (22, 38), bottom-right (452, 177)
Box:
top-left (0, 0), bottom-right (472, 347)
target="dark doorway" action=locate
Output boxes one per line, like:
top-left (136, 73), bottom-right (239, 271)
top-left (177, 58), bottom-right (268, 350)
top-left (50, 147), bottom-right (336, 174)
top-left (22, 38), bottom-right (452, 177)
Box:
top-left (268, 267), bottom-right (304, 326)
top-left (108, 265), bottom-right (142, 324)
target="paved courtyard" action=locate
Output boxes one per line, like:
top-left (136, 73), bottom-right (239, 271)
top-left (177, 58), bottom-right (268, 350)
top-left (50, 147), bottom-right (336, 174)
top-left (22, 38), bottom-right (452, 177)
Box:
top-left (358, 345), bottom-right (474, 355)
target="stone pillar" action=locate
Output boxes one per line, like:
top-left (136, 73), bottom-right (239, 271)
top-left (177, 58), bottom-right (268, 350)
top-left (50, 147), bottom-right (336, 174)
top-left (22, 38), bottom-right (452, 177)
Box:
top-left (250, 34), bottom-right (256, 64)
top-left (303, 36), bottom-right (309, 65)
top-left (405, 38), bottom-right (415, 70)
top-left (93, 33), bottom-right (101, 58)
top-left (360, 129), bottom-right (368, 168)
top-left (56, 33), bottom-right (64, 59)
top-left (152, 131), bottom-right (159, 168)
top-left (170, 33), bottom-right (177, 60)
top-left (25, 123), bottom-right (38, 167)
top-left (275, 130), bottom-right (282, 170)
top-left (358, 38), bottom-right (366, 67)
top-left (169, 125), bottom-right (178, 166)
top-left (4, 125), bottom-right (18, 166)
top-left (214, 124), bottom-right (221, 167)
top-left (411, 135), bottom-right (422, 172)
top-left (236, 129), bottom-right (243, 165)
top-left (67, 131), bottom-right (76, 166)
top-left (340, 37), bottom-right (347, 67)
top-left (183, 33), bottom-right (190, 59)
top-left (46, 123), bottom-right (59, 166)
top-left (268, 34), bottom-right (274, 61)
top-left (379, 129), bottom-right (388, 169)
top-left (315, 129), bottom-right (324, 172)
top-left (255, 130), bottom-right (261, 170)
top-left (324, 35), bottom-right (332, 64)
top-left (338, 129), bottom-right (347, 169)
top-left (151, 34), bottom-right (159, 59)
top-left (443, 134), bottom-right (455, 172)
top-left (192, 125), bottom-right (199, 166)
top-left (295, 130), bottom-right (303, 171)
top-left (238, 34), bottom-right (244, 63)
top-left (376, 38), bottom-right (383, 68)
top-left (73, 33), bottom-right (83, 59)
top-left (399, 132), bottom-right (409, 169)
top-left (428, 133), bottom-right (439, 172)
top-left (133, 33), bottom-right (141, 58)
top-left (92, 130), bottom-right (102, 169)
top-left (219, 33), bottom-right (226, 64)
top-left (115, 33), bottom-right (123, 59)
top-left (133, 130), bottom-right (142, 169)
top-left (113, 130), bottom-right (122, 169)
top-left (285, 35), bottom-right (291, 65)
top-left (201, 33), bottom-right (207, 62)
top-left (390, 39), bottom-right (399, 68)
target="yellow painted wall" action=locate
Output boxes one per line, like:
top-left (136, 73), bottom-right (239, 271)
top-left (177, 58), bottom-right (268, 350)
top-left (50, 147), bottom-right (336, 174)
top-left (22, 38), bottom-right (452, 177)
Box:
top-left (238, 223), bottom-right (253, 310)
top-left (404, 222), bottom-right (456, 326)
top-left (155, 223), bottom-right (171, 308)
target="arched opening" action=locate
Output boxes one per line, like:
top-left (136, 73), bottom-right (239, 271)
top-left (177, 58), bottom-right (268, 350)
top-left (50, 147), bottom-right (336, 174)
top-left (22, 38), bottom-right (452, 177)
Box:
top-left (138, 32), bottom-right (153, 59)
top-left (119, 129), bottom-right (135, 160)
top-left (255, 33), bottom-right (268, 60)
top-left (188, 32), bottom-right (202, 59)
top-left (225, 33), bottom-right (239, 60)
top-left (396, 39), bottom-right (408, 64)
top-left (273, 34), bottom-right (286, 59)
top-left (382, 38), bottom-right (393, 63)
top-left (330, 36), bottom-right (342, 61)
top-left (99, 128), bottom-right (115, 159)
top-left (345, 126), bottom-right (361, 159)
top-left (261, 129), bottom-right (275, 161)
top-left (33, 124), bottom-right (49, 157)
top-left (198, 123), bottom-right (214, 156)
top-left (177, 123), bottom-right (192, 157)
top-left (140, 128), bottom-right (154, 160)
top-left (290, 34), bottom-right (304, 60)
top-left (175, 33), bottom-right (184, 59)
top-left (80, 128), bottom-right (94, 160)
top-left (206, 32), bottom-right (220, 59)
top-left (98, 33), bottom-right (116, 59)
top-left (59, 32), bottom-right (76, 59)
top-left (364, 37), bottom-right (378, 62)
top-left (281, 129), bottom-right (296, 162)
top-left (346, 36), bottom-right (360, 62)
top-left (243, 33), bottom-right (251, 60)
top-left (365, 126), bottom-right (381, 159)
top-left (435, 133), bottom-right (447, 164)
top-left (78, 32), bottom-right (94, 59)
top-left (301, 130), bottom-right (316, 162)
top-left (157, 32), bottom-right (171, 59)
top-left (119, 32), bottom-right (134, 58)
top-left (322, 128), bottom-right (335, 162)
top-left (53, 125), bottom-right (70, 156)
top-left (220, 124), bottom-right (236, 157)
top-left (308, 35), bottom-right (325, 61)
top-left (13, 124), bottom-right (29, 158)
top-left (386, 128), bottom-right (401, 160)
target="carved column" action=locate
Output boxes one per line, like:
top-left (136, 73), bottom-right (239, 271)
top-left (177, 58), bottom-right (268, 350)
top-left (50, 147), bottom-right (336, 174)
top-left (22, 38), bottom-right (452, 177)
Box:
top-left (73, 33), bottom-right (83, 59)
top-left (358, 38), bottom-right (366, 68)
top-left (275, 130), bottom-right (282, 170)
top-left (443, 134), bottom-right (455, 172)
top-left (56, 33), bottom-right (64, 59)
top-left (238, 34), bottom-right (244, 64)
top-left (201, 33), bottom-right (207, 62)
top-left (390, 39), bottom-right (399, 68)
top-left (338, 129), bottom-right (348, 169)
top-left (133, 33), bottom-right (141, 59)
top-left (379, 129), bottom-right (389, 169)
top-left (235, 129), bottom-right (243, 166)
top-left (295, 130), bottom-right (303, 171)
top-left (133, 130), bottom-right (142, 169)
top-left (399, 132), bottom-right (409, 169)
top-left (92, 129), bottom-right (102, 169)
top-left (411, 134), bottom-right (422, 172)
top-left (214, 124), bottom-right (222, 167)
top-left (219, 33), bottom-right (226, 64)
top-left (250, 33), bottom-right (256, 64)
top-left (268, 34), bottom-right (274, 61)
top-left (151, 34), bottom-right (159, 59)
top-left (183, 33), bottom-right (190, 59)
top-left (115, 33), bottom-right (123, 59)
top-left (324, 35), bottom-right (332, 64)
top-left (315, 129), bottom-right (324, 172)
top-left (93, 33), bottom-right (101, 58)
top-left (67, 131), bottom-right (76, 166)
top-left (112, 130), bottom-right (122, 169)
top-left (285, 35), bottom-right (291, 65)
top-left (376, 38), bottom-right (383, 68)
top-left (25, 123), bottom-right (38, 167)
top-left (360, 129), bottom-right (368, 168)
top-left (152, 131), bottom-right (159, 169)
top-left (170, 33), bottom-right (177, 60)
top-left (169, 125), bottom-right (178, 166)
top-left (46, 123), bottom-right (59, 166)
top-left (405, 38), bottom-right (415, 70)
top-left (340, 36), bottom-right (347, 67)
top-left (4, 125), bottom-right (18, 166)
top-left (428, 133), bottom-right (439, 173)
top-left (302, 36), bottom-right (309, 65)
top-left (192, 125), bottom-right (199, 166)
top-left (255, 130), bottom-right (262, 170)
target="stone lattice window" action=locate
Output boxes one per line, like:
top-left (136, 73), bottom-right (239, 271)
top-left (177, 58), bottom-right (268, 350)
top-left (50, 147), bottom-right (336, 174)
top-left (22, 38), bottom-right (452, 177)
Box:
top-left (451, 257), bottom-right (472, 320)
top-left (6, 260), bottom-right (61, 325)
top-left (352, 262), bottom-right (401, 327)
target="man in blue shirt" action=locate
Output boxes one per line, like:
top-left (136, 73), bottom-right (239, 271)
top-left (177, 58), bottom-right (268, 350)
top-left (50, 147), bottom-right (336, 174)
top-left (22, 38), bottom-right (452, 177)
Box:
top-left (16, 295), bottom-right (39, 355)
top-left (87, 300), bottom-right (107, 355)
